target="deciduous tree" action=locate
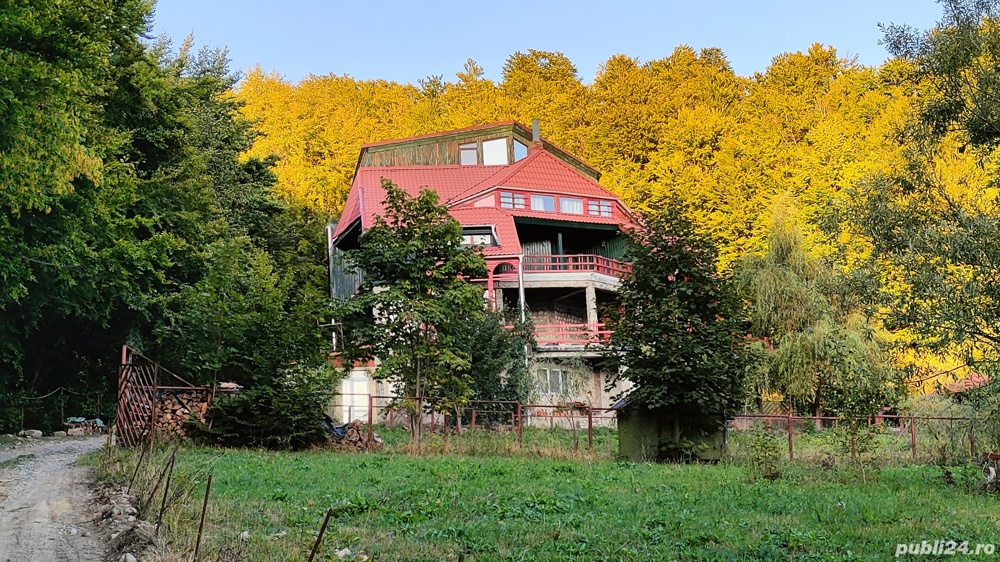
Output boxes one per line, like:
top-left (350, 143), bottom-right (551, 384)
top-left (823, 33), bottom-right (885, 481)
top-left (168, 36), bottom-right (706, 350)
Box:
top-left (603, 207), bottom-right (748, 427)
top-left (334, 180), bottom-right (487, 449)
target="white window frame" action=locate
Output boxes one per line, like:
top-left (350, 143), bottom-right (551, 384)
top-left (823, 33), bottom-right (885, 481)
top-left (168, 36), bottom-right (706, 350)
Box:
top-left (459, 142), bottom-right (478, 166)
top-left (559, 197), bottom-right (584, 214)
top-left (538, 368), bottom-right (566, 395)
top-left (500, 192), bottom-right (526, 209)
top-left (482, 138), bottom-right (508, 166)
top-left (531, 194), bottom-right (555, 212)
top-left (588, 199), bottom-right (612, 218)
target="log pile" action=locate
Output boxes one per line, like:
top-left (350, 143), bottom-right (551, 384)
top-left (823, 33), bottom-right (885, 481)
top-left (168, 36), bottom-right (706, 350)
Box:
top-left (154, 390), bottom-right (210, 437)
top-left (332, 420), bottom-right (385, 451)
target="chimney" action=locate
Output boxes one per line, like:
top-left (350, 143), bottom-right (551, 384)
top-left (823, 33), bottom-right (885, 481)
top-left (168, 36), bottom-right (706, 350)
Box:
top-left (530, 119), bottom-right (543, 152)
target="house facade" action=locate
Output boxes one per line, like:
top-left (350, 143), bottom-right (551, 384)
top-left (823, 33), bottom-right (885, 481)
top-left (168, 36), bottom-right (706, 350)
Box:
top-left (328, 121), bottom-right (635, 420)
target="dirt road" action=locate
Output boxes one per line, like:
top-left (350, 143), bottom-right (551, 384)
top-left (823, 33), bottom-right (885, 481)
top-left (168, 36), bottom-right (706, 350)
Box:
top-left (0, 437), bottom-right (106, 562)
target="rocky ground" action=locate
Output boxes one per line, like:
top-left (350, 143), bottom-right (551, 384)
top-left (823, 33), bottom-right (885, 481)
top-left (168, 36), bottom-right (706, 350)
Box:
top-left (0, 436), bottom-right (107, 562)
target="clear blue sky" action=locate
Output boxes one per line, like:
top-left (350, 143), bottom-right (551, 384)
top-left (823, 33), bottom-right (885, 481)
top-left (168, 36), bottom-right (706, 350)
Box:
top-left (151, 0), bottom-right (944, 84)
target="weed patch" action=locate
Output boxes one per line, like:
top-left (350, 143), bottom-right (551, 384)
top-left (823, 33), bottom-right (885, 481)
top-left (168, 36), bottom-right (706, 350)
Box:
top-left (0, 454), bottom-right (35, 469)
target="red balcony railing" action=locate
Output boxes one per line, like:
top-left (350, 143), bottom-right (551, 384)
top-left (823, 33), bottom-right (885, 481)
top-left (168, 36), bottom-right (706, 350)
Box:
top-left (522, 254), bottom-right (631, 277)
top-left (533, 323), bottom-right (612, 346)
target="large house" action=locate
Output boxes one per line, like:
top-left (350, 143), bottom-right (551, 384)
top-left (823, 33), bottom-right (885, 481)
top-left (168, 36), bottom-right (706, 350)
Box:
top-left (328, 121), bottom-right (635, 420)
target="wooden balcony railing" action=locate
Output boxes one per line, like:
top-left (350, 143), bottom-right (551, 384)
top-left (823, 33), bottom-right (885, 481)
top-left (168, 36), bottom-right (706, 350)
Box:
top-left (533, 323), bottom-right (612, 346)
top-left (522, 254), bottom-right (631, 277)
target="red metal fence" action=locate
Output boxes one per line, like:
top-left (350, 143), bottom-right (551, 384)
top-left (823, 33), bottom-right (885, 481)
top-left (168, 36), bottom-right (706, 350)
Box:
top-left (117, 345), bottom-right (209, 447)
top-left (333, 395), bottom-right (987, 463)
top-left (332, 394), bottom-right (618, 456)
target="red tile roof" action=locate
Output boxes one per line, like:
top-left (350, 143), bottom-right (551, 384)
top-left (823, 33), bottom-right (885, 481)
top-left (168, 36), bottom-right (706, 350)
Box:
top-left (331, 144), bottom-right (634, 246)
top-left (507, 209), bottom-right (621, 226)
top-left (448, 150), bottom-right (617, 205)
top-left (331, 166), bottom-right (505, 239)
top-left (448, 208), bottom-right (521, 255)
top-left (946, 373), bottom-right (989, 393)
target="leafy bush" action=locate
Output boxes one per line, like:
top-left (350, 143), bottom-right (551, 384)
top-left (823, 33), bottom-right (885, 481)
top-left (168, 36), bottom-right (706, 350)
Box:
top-left (192, 367), bottom-right (336, 450)
top-left (747, 424), bottom-right (783, 481)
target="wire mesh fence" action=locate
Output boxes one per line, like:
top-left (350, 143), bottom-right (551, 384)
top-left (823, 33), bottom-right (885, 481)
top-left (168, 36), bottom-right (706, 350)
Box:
top-left (332, 394), bottom-right (620, 459)
top-left (727, 414), bottom-right (983, 466)
top-left (330, 394), bottom-right (991, 465)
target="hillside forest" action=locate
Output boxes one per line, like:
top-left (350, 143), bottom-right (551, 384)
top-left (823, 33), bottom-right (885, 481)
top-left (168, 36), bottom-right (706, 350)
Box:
top-left (4, 0), bottom-right (1000, 433)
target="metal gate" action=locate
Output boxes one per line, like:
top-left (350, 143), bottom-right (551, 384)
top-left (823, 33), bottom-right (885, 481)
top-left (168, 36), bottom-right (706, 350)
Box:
top-left (116, 345), bottom-right (206, 447)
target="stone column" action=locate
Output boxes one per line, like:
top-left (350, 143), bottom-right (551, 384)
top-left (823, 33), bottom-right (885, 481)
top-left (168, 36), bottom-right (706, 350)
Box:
top-left (585, 284), bottom-right (598, 327)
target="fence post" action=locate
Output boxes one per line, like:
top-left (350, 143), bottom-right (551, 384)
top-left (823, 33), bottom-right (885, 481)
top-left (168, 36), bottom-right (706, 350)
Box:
top-left (517, 403), bottom-right (523, 449)
top-left (787, 411), bottom-right (794, 461)
top-left (587, 406), bottom-right (594, 454)
top-left (970, 417), bottom-right (977, 459)
top-left (151, 364), bottom-right (159, 447)
top-left (193, 474), bottom-right (213, 562)
top-left (367, 394), bottom-right (373, 446)
top-left (471, 409), bottom-right (476, 430)
top-left (444, 414), bottom-right (450, 449)
top-left (909, 415), bottom-right (917, 460)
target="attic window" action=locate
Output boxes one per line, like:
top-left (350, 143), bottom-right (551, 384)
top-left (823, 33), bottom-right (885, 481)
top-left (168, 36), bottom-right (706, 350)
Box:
top-left (531, 194), bottom-right (555, 212)
top-left (482, 138), bottom-right (507, 165)
top-left (588, 199), bottom-right (612, 218)
top-left (513, 140), bottom-right (528, 162)
top-left (560, 197), bottom-right (583, 214)
top-left (461, 226), bottom-right (496, 246)
top-left (500, 192), bottom-right (526, 209)
top-left (459, 142), bottom-right (478, 165)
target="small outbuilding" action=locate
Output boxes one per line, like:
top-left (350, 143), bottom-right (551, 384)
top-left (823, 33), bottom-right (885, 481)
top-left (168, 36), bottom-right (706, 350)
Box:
top-left (612, 397), bottom-right (727, 462)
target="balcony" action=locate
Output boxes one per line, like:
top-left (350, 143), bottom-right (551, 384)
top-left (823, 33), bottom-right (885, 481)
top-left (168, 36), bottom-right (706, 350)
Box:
top-left (533, 323), bottom-right (611, 348)
top-left (522, 254), bottom-right (631, 277)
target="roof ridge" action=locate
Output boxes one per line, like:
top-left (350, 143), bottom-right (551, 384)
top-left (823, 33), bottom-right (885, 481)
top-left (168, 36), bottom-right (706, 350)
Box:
top-left (359, 121), bottom-right (529, 149)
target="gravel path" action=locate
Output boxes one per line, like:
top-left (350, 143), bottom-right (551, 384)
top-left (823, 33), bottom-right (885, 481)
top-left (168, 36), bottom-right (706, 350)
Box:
top-left (0, 437), bottom-right (106, 562)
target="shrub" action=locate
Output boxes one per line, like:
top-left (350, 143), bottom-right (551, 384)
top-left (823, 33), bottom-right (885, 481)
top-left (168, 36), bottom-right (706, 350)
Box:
top-left (192, 366), bottom-right (335, 450)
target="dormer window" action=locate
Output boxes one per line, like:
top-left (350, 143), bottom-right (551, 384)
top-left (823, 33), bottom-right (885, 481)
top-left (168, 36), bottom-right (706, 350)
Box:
top-left (500, 192), bottom-right (526, 209)
top-left (482, 138), bottom-right (507, 166)
top-left (459, 142), bottom-right (478, 165)
top-left (531, 194), bottom-right (555, 212)
top-left (461, 226), bottom-right (496, 246)
top-left (588, 199), bottom-right (612, 218)
top-left (513, 140), bottom-right (528, 162)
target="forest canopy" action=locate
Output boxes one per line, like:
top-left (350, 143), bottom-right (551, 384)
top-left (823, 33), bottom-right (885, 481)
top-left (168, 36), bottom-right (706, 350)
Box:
top-left (4, 0), bottom-right (996, 433)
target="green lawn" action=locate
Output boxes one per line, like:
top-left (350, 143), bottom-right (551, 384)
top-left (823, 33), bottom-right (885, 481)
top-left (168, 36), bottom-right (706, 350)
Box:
top-left (108, 447), bottom-right (1000, 562)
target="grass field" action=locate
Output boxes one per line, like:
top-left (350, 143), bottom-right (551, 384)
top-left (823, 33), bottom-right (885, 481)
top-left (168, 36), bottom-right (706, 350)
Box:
top-left (106, 446), bottom-right (1000, 562)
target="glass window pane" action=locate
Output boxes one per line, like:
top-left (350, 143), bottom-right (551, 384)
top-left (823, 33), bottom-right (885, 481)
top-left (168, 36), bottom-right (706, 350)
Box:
top-left (482, 138), bottom-right (507, 165)
top-left (549, 370), bottom-right (564, 395)
top-left (537, 368), bottom-right (549, 394)
top-left (459, 142), bottom-right (477, 166)
top-left (588, 199), bottom-right (612, 217)
top-left (531, 194), bottom-right (554, 212)
top-left (513, 140), bottom-right (528, 162)
top-left (560, 197), bottom-right (583, 214)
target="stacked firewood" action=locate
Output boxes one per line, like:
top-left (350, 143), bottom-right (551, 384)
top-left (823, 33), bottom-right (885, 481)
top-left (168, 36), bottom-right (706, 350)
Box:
top-left (332, 420), bottom-right (385, 450)
top-left (155, 391), bottom-right (210, 437)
